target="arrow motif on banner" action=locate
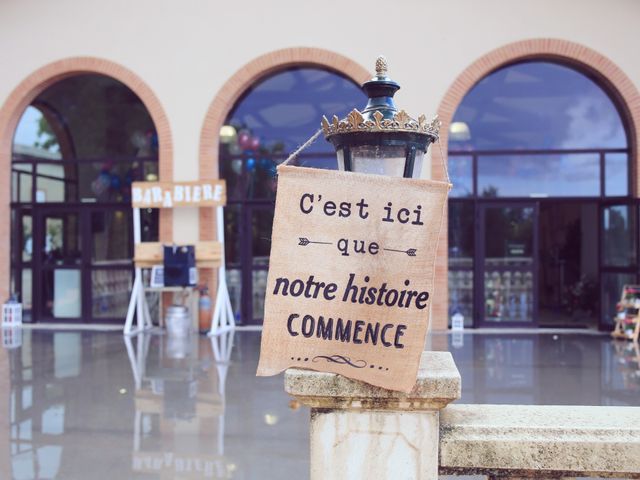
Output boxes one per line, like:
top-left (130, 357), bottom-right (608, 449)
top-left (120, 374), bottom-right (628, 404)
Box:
top-left (383, 247), bottom-right (417, 256)
top-left (298, 237), bottom-right (332, 246)
top-left (299, 237), bottom-right (417, 257)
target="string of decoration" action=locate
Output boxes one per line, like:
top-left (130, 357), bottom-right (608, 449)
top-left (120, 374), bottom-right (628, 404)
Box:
top-left (279, 128), bottom-right (323, 167)
top-left (437, 138), bottom-right (452, 185)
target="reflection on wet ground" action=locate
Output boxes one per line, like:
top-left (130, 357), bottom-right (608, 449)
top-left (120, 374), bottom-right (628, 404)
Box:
top-left (0, 329), bottom-right (638, 479)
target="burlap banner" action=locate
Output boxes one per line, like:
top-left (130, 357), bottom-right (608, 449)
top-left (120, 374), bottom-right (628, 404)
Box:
top-left (257, 165), bottom-right (449, 392)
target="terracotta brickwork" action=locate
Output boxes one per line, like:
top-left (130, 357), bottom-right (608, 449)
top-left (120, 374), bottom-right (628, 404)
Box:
top-left (431, 38), bottom-right (640, 330)
top-left (0, 57), bottom-right (173, 301)
top-left (197, 48), bottom-right (369, 307)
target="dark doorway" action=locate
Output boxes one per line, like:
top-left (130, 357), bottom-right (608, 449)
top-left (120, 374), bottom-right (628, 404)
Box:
top-left (537, 202), bottom-right (599, 328)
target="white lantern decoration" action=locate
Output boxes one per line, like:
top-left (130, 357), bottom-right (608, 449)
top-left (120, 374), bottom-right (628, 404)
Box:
top-left (1, 327), bottom-right (22, 349)
top-left (2, 295), bottom-right (23, 327)
top-left (451, 312), bottom-right (465, 331)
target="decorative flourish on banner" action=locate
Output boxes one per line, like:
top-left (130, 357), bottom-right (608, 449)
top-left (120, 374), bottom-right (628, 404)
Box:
top-left (298, 237), bottom-right (332, 246)
top-left (383, 247), bottom-right (417, 257)
top-left (312, 355), bottom-right (367, 368)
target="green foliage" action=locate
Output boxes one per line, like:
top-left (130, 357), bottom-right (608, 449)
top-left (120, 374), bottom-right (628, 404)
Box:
top-left (34, 115), bottom-right (59, 152)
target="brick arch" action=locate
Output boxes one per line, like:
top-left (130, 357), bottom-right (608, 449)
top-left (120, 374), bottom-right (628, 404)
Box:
top-left (0, 57), bottom-right (174, 300)
top-left (198, 47), bottom-right (369, 241)
top-left (430, 38), bottom-right (640, 329)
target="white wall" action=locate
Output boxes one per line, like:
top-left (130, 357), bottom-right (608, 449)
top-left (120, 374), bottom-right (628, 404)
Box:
top-left (1, 0), bottom-right (639, 240)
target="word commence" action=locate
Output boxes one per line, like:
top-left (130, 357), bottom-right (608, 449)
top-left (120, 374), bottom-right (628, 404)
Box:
top-left (286, 313), bottom-right (407, 349)
top-left (273, 273), bottom-right (430, 310)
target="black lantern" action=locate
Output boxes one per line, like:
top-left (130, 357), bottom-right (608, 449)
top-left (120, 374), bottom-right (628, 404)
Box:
top-left (322, 56), bottom-right (441, 178)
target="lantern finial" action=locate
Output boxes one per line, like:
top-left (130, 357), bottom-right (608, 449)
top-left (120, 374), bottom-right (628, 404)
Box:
top-left (375, 55), bottom-right (388, 77)
top-left (321, 56), bottom-right (440, 142)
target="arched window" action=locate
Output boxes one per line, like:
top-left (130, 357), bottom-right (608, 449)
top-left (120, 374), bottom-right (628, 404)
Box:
top-left (11, 74), bottom-right (159, 322)
top-left (447, 61), bottom-right (632, 329)
top-left (449, 61), bottom-right (628, 198)
top-left (218, 67), bottom-right (365, 324)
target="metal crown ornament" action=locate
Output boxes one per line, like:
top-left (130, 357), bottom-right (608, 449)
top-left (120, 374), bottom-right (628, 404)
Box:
top-left (321, 56), bottom-right (441, 141)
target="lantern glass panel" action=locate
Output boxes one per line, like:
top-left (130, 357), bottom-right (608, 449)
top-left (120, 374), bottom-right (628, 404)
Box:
top-left (350, 145), bottom-right (406, 177)
top-left (413, 150), bottom-right (425, 178)
top-left (336, 148), bottom-right (345, 171)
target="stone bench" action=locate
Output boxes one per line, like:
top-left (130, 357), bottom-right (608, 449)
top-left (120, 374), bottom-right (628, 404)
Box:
top-left (440, 404), bottom-right (640, 478)
top-left (286, 351), bottom-right (640, 479)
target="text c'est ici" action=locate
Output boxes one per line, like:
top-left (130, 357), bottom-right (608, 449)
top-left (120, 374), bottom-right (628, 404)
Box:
top-left (299, 193), bottom-right (425, 225)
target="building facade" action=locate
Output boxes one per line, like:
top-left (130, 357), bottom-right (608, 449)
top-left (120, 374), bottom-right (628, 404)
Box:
top-left (1, 0), bottom-right (639, 330)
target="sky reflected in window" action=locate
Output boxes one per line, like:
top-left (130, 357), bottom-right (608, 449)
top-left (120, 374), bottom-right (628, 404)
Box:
top-left (449, 62), bottom-right (629, 197)
top-left (226, 68), bottom-right (365, 155)
top-left (450, 62), bottom-right (627, 151)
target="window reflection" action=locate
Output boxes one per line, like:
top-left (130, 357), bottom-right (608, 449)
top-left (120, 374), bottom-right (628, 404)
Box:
top-left (13, 106), bottom-right (61, 159)
top-left (449, 202), bottom-right (474, 326)
top-left (448, 62), bottom-right (630, 200)
top-left (605, 153), bottom-right (629, 196)
top-left (92, 270), bottom-right (133, 318)
top-left (449, 156), bottom-right (473, 197)
top-left (477, 153), bottom-right (600, 197)
top-left (219, 68), bottom-right (365, 323)
top-left (53, 333), bottom-right (81, 378)
top-left (449, 202), bottom-right (475, 264)
top-left (483, 206), bottom-right (535, 323)
top-left (483, 338), bottom-right (534, 388)
top-left (602, 205), bottom-right (637, 267)
top-left (601, 274), bottom-right (637, 329)
top-left (447, 61), bottom-right (631, 327)
top-left (449, 62), bottom-right (627, 151)
top-left (41, 405), bottom-right (65, 435)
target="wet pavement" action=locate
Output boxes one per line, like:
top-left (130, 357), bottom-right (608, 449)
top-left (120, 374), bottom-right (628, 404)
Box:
top-left (0, 328), bottom-right (638, 479)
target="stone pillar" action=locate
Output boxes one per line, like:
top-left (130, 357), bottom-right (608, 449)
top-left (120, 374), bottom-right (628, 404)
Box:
top-left (285, 351), bottom-right (461, 480)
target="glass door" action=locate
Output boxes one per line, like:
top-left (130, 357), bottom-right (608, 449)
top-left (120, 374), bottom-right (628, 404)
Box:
top-left (11, 207), bottom-right (34, 321)
top-left (478, 203), bottom-right (538, 327)
top-left (599, 202), bottom-right (638, 330)
top-left (88, 207), bottom-right (134, 321)
top-left (223, 201), bottom-right (274, 325)
top-left (242, 204), bottom-right (274, 324)
top-left (33, 208), bottom-right (83, 321)
top-left (30, 206), bottom-right (134, 322)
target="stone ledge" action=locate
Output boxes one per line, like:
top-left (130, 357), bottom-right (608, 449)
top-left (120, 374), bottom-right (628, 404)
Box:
top-left (285, 351), bottom-right (461, 410)
top-left (440, 404), bottom-right (640, 478)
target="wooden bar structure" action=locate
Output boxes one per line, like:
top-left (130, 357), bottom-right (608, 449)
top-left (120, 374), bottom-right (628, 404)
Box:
top-left (123, 180), bottom-right (235, 336)
top-left (134, 242), bottom-right (223, 269)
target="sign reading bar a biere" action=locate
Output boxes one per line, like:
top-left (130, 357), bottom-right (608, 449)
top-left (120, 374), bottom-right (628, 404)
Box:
top-left (131, 181), bottom-right (226, 208)
top-left (257, 166), bottom-right (449, 393)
